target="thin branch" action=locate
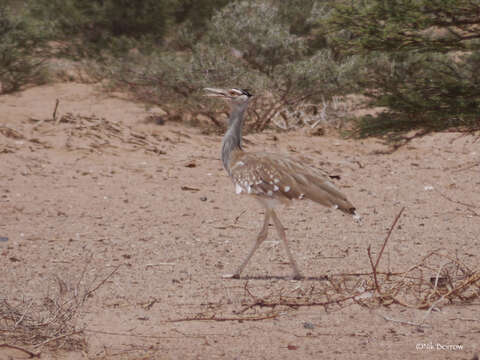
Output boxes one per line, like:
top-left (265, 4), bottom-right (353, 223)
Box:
top-left (82, 264), bottom-right (122, 302)
top-left (84, 329), bottom-right (199, 339)
top-left (434, 189), bottom-right (478, 209)
top-left (367, 246), bottom-right (381, 293)
top-left (32, 330), bottom-right (83, 349)
top-left (451, 161), bottom-right (480, 172)
top-left (167, 313), bottom-right (280, 322)
top-left (14, 300), bottom-right (34, 329)
top-left (242, 292), bottom-right (368, 310)
top-left (368, 207), bottom-right (405, 293)
top-left (0, 343), bottom-right (40, 358)
top-left (379, 314), bottom-right (431, 328)
top-left (375, 207), bottom-right (405, 270)
top-left (53, 99), bottom-right (60, 124)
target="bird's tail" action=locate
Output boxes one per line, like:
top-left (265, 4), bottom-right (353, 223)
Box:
top-left (300, 178), bottom-right (356, 215)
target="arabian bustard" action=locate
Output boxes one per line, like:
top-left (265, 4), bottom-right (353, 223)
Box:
top-left (205, 87), bottom-right (357, 279)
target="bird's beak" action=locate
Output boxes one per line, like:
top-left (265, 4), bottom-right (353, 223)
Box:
top-left (203, 88), bottom-right (230, 98)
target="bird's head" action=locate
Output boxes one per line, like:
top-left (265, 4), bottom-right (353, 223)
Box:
top-left (204, 87), bottom-right (253, 106)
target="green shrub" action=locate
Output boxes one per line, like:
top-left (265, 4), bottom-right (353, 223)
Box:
top-left (324, 0), bottom-right (480, 141)
top-left (0, 3), bottom-right (52, 93)
top-left (29, 0), bottom-right (177, 56)
top-left (96, 1), bottom-right (360, 131)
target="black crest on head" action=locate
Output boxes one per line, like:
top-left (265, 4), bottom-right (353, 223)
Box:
top-left (241, 89), bottom-right (253, 97)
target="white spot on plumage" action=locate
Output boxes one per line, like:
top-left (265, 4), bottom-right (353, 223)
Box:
top-left (332, 204), bottom-right (339, 209)
top-left (284, 186), bottom-right (290, 192)
top-left (231, 161), bottom-right (245, 170)
top-left (235, 183), bottom-right (243, 194)
top-left (267, 190), bottom-right (273, 196)
top-left (273, 185), bottom-right (279, 191)
top-left (299, 193), bottom-right (305, 199)
top-left (274, 178), bottom-right (280, 183)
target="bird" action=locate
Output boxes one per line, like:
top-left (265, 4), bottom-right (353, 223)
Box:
top-left (204, 87), bottom-right (358, 280)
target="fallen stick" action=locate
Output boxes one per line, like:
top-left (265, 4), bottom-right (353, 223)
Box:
top-left (33, 330), bottom-right (82, 349)
top-left (379, 314), bottom-right (431, 328)
top-left (167, 313), bottom-right (280, 322)
top-left (53, 99), bottom-right (60, 124)
top-left (0, 343), bottom-right (40, 358)
top-left (368, 207), bottom-right (405, 294)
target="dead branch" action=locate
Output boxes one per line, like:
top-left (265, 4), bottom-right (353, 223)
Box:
top-left (82, 263), bottom-right (122, 302)
top-left (435, 189), bottom-right (478, 209)
top-left (241, 292), bottom-right (368, 311)
top-left (367, 246), bottom-right (381, 293)
top-left (0, 343), bottom-right (40, 358)
top-left (84, 329), bottom-right (189, 339)
top-left (53, 99), bottom-right (60, 124)
top-left (368, 207), bottom-right (405, 293)
top-left (167, 313), bottom-right (280, 322)
top-left (167, 247), bottom-right (478, 329)
top-left (375, 207), bottom-right (405, 270)
top-left (33, 330), bottom-right (83, 349)
top-left (0, 125), bottom-right (24, 139)
top-left (234, 209), bottom-right (247, 224)
top-left (451, 161), bottom-right (480, 173)
top-left (378, 314), bottom-right (431, 328)
top-left (0, 262), bottom-right (124, 351)
top-left (14, 300), bottom-right (34, 328)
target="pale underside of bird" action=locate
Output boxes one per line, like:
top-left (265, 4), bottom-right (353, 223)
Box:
top-left (204, 87), bottom-right (358, 280)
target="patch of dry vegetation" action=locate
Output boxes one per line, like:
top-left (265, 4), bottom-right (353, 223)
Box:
top-left (1, 108), bottom-right (167, 155)
top-left (0, 258), bottom-right (121, 355)
top-left (170, 209), bottom-right (480, 326)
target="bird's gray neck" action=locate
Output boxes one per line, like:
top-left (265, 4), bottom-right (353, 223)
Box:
top-left (221, 102), bottom-right (249, 173)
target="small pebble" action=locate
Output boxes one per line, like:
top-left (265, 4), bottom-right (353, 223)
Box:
top-left (303, 321), bottom-right (315, 330)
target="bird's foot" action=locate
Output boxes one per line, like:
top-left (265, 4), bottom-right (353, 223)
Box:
top-left (222, 273), bottom-right (241, 279)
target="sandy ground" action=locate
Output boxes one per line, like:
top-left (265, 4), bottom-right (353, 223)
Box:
top-left (1, 83), bottom-right (479, 359)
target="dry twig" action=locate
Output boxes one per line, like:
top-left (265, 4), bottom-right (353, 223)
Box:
top-left (0, 343), bottom-right (40, 358)
top-left (167, 313), bottom-right (280, 322)
top-left (0, 262), bottom-right (123, 351)
top-left (368, 207), bottom-right (405, 294)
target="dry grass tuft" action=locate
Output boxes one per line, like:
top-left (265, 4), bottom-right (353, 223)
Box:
top-left (1, 108), bottom-right (168, 155)
top-left (30, 111), bottom-right (166, 154)
top-left (0, 260), bottom-right (121, 353)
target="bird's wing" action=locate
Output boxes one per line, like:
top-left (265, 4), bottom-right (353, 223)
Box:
top-left (229, 152), bottom-right (303, 199)
top-left (229, 151), bottom-right (355, 213)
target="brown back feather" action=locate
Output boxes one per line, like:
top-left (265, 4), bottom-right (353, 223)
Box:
top-left (229, 150), bottom-right (356, 214)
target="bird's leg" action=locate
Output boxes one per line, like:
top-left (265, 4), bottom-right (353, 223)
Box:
top-left (225, 209), bottom-right (270, 279)
top-left (270, 210), bottom-right (303, 280)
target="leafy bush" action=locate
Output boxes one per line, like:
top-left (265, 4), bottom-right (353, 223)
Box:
top-left (0, 3), bottom-right (52, 93)
top-left (101, 0), bottom-right (358, 130)
top-left (29, 0), bottom-right (177, 56)
top-left (354, 51), bottom-right (480, 139)
top-left (324, 0), bottom-right (480, 141)
top-left (6, 0), bottom-right (478, 142)
top-left (205, 1), bottom-right (307, 75)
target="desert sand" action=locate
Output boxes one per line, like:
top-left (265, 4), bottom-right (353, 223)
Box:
top-left (1, 82), bottom-right (479, 359)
